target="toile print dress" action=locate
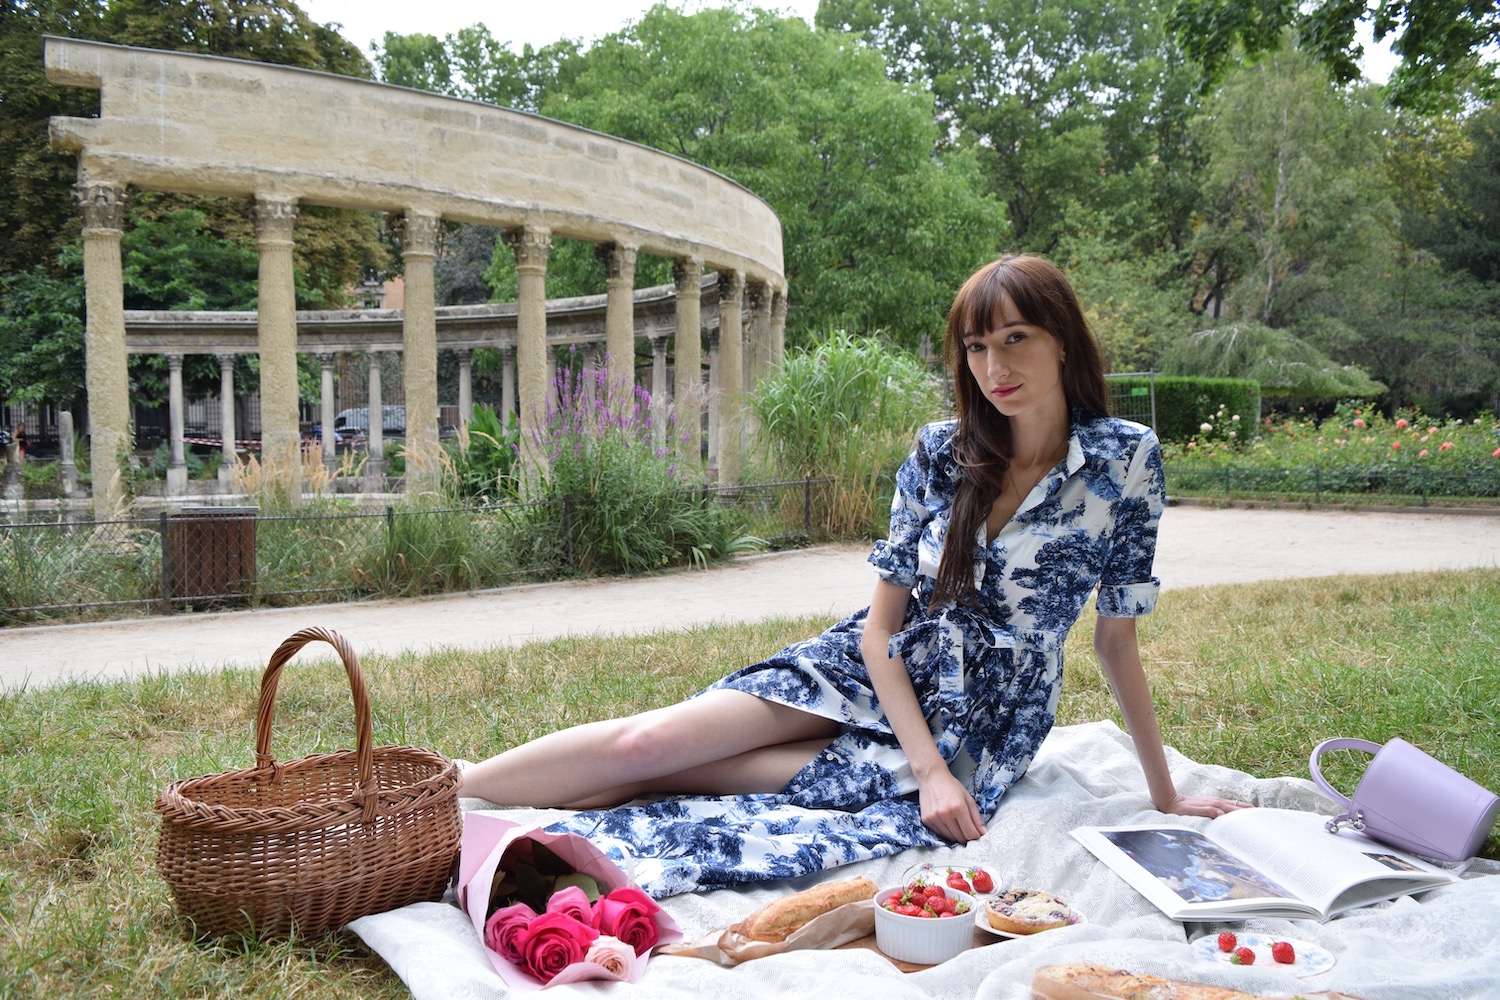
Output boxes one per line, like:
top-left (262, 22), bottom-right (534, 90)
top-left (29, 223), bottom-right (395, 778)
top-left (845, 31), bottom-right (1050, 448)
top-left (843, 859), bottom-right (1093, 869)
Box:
top-left (546, 413), bottom-right (1166, 898)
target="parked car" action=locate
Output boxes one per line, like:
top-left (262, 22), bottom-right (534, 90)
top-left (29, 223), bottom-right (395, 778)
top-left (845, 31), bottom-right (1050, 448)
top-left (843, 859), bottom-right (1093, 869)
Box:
top-left (332, 405), bottom-right (406, 438)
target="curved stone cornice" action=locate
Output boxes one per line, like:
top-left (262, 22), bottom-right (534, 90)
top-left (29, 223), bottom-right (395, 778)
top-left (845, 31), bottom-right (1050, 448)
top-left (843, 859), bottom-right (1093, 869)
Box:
top-left (44, 36), bottom-right (785, 292)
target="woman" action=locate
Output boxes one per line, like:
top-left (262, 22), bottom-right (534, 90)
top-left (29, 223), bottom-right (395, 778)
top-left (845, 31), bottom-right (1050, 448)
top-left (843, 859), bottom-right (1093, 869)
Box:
top-left (461, 254), bottom-right (1245, 886)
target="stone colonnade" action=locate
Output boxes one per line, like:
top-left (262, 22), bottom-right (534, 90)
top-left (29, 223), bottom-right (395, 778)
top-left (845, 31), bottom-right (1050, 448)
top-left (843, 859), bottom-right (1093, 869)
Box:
top-left (45, 37), bottom-right (786, 512)
top-left (123, 271), bottom-right (778, 495)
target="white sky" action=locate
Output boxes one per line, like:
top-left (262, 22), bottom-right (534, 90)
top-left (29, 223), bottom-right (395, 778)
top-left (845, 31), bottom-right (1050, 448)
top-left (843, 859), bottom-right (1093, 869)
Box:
top-left (297, 0), bottom-right (1397, 83)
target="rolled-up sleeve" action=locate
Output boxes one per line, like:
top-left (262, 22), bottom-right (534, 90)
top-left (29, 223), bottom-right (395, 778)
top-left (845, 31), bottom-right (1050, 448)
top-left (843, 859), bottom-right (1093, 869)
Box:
top-left (1095, 430), bottom-right (1165, 617)
top-left (868, 424), bottom-right (946, 590)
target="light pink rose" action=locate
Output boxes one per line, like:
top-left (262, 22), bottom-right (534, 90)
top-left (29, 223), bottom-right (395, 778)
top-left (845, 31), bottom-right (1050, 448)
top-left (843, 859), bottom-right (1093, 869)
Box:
top-left (484, 902), bottom-right (538, 965)
top-left (545, 885), bottom-right (594, 927)
top-left (583, 935), bottom-right (636, 979)
top-left (519, 911), bottom-right (598, 983)
top-left (592, 887), bottom-right (662, 956)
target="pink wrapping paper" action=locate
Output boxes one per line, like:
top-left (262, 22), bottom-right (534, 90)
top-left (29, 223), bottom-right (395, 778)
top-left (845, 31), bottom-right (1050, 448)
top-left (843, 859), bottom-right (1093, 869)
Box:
top-left (456, 813), bottom-right (684, 990)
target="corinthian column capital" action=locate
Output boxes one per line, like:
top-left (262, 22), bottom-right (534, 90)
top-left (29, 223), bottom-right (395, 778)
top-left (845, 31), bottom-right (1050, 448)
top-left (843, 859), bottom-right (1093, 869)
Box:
top-left (251, 195), bottom-right (299, 245)
top-left (74, 181), bottom-right (129, 231)
top-left (672, 256), bottom-right (703, 293)
top-left (718, 269), bottom-right (745, 305)
top-left (504, 226), bottom-right (552, 272)
top-left (395, 209), bottom-right (441, 257)
top-left (596, 242), bottom-right (638, 281)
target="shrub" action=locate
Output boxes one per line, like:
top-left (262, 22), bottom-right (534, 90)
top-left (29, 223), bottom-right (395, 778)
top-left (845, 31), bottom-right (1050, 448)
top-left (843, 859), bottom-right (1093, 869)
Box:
top-left (751, 332), bottom-right (941, 539)
top-left (524, 357), bottom-right (758, 575)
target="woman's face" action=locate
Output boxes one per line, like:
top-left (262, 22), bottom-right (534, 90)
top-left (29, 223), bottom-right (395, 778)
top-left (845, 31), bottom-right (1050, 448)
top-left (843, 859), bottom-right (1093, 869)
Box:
top-left (961, 293), bottom-right (1067, 421)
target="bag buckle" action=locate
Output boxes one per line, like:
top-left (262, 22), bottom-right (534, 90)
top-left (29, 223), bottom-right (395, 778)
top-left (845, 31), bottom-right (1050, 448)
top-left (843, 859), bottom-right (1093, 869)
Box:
top-left (1325, 809), bottom-right (1365, 834)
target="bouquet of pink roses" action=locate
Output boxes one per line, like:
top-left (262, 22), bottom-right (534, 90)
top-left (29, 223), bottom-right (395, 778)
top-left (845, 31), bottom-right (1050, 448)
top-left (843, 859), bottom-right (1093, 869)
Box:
top-left (457, 814), bottom-right (683, 990)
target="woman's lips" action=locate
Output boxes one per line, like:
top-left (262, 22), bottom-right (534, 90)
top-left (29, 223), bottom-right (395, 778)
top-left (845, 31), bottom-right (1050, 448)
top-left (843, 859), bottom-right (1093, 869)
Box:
top-left (992, 385), bottom-right (1019, 398)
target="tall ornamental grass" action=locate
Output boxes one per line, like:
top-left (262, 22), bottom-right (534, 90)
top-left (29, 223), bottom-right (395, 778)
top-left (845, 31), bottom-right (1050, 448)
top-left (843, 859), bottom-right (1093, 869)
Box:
top-left (524, 357), bottom-right (759, 575)
top-left (751, 332), bottom-right (942, 539)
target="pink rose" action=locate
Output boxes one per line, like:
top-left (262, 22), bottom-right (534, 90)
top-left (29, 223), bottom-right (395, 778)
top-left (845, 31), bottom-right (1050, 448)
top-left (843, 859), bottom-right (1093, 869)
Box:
top-left (1352, 417), bottom-right (1366, 428)
top-left (519, 911), bottom-right (599, 984)
top-left (484, 902), bottom-right (538, 965)
top-left (1396, 418), bottom-right (1409, 429)
top-left (546, 885), bottom-right (594, 927)
top-left (592, 887), bottom-right (662, 956)
top-left (583, 935), bottom-right (636, 979)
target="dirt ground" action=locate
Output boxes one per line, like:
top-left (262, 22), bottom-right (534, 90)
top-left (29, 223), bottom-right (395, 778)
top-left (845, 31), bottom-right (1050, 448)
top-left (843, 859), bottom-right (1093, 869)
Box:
top-left (3, 502), bottom-right (1498, 692)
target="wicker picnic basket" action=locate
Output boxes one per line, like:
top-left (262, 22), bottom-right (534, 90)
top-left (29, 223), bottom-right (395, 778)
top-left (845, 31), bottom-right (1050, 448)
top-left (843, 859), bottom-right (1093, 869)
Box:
top-left (155, 626), bottom-right (462, 939)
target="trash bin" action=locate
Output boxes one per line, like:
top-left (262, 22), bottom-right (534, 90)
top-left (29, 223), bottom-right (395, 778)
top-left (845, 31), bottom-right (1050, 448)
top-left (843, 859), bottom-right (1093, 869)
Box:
top-left (164, 506), bottom-right (258, 604)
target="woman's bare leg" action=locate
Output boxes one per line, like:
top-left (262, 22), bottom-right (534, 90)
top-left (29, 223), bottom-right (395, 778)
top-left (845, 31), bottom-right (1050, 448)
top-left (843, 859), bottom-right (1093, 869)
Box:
top-left (458, 689), bottom-right (840, 806)
top-left (561, 737), bottom-right (836, 809)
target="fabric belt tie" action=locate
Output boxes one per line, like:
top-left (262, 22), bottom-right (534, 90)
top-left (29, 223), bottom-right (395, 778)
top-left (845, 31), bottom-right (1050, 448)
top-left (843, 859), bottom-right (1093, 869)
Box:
top-left (887, 606), bottom-right (1065, 720)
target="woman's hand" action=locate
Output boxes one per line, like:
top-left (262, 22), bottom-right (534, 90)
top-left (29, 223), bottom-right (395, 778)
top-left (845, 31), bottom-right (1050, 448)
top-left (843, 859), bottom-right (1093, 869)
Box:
top-left (918, 769), bottom-right (987, 844)
top-left (1155, 792), bottom-right (1253, 819)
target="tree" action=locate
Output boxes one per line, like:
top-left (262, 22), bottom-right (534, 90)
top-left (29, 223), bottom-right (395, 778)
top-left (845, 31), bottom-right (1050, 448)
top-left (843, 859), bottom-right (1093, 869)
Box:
top-left (817, 0), bottom-right (1205, 255)
top-left (535, 5), bottom-right (1006, 348)
top-left (1168, 0), bottom-right (1500, 112)
top-left (1408, 103), bottom-right (1500, 282)
top-left (1158, 321), bottom-right (1386, 404)
top-left (1187, 49), bottom-right (1398, 330)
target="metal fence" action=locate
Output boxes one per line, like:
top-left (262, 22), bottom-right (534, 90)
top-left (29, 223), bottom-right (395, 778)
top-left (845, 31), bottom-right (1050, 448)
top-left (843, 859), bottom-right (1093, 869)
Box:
top-left (0, 478), bottom-right (829, 626)
top-left (1165, 463), bottom-right (1500, 507)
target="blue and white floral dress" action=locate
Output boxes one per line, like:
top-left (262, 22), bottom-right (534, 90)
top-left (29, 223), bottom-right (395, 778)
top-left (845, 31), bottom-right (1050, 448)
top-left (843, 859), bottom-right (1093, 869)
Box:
top-left (548, 413), bottom-right (1165, 898)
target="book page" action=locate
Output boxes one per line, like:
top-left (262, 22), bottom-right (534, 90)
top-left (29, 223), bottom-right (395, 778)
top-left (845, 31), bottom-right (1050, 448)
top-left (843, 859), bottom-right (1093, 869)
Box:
top-left (1207, 808), bottom-right (1454, 912)
top-left (1071, 826), bottom-right (1319, 920)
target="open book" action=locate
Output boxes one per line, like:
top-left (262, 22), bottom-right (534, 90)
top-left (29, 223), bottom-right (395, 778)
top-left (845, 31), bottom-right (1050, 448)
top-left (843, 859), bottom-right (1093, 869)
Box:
top-left (1072, 807), bottom-right (1459, 921)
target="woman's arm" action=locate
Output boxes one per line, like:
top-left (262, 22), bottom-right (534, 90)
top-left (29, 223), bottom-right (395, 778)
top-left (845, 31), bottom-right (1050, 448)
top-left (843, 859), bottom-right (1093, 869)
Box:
top-left (861, 580), bottom-right (987, 843)
top-left (1094, 615), bottom-right (1251, 818)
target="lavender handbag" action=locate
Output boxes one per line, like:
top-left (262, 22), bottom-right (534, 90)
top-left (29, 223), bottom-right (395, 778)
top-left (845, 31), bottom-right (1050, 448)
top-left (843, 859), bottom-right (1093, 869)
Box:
top-left (1310, 737), bottom-right (1500, 862)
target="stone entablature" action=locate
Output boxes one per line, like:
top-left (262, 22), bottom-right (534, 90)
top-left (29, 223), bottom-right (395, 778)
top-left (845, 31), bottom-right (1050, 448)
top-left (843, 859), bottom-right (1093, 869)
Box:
top-left (43, 37), bottom-right (784, 288)
top-left (121, 278), bottom-right (722, 356)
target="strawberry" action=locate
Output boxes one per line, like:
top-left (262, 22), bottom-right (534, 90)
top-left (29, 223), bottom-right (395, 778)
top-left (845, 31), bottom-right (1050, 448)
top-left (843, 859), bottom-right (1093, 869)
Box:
top-left (947, 870), bottom-right (972, 892)
top-left (1217, 931), bottom-right (1237, 953)
top-left (1231, 947), bottom-right (1255, 966)
top-left (1271, 941), bottom-right (1296, 965)
top-left (970, 868), bottom-right (995, 893)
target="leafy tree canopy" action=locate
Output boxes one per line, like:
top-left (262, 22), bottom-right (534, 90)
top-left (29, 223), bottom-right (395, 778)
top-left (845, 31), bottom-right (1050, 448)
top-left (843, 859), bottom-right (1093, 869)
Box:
top-left (1160, 321), bottom-right (1387, 401)
top-left (534, 4), bottom-right (1007, 349)
top-left (1168, 0), bottom-right (1500, 112)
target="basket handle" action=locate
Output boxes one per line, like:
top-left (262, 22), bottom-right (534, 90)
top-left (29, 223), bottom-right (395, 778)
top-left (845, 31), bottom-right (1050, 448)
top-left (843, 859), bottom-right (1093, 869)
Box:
top-left (254, 626), bottom-right (376, 819)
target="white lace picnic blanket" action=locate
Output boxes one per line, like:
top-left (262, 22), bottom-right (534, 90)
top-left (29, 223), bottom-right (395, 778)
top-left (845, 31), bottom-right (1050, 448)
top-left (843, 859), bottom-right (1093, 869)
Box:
top-left (349, 721), bottom-right (1500, 999)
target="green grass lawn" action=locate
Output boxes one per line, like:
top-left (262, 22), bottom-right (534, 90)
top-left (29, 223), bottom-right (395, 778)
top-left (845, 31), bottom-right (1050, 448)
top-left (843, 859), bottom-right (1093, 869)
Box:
top-left (3, 568), bottom-right (1497, 997)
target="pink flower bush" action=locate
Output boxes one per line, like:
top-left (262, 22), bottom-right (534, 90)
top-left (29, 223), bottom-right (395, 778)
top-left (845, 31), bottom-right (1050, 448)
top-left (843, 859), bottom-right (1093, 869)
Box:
top-left (1353, 417), bottom-right (1366, 429)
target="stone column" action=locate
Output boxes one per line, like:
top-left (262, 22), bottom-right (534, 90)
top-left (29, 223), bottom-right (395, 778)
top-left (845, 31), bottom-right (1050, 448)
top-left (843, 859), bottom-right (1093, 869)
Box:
top-left (397, 209), bottom-right (441, 489)
top-left (166, 353), bottom-right (188, 496)
top-left (770, 288), bottom-right (787, 368)
top-left (216, 353), bottom-right (237, 487)
top-left (748, 280), bottom-right (773, 387)
top-left (500, 345), bottom-right (516, 426)
top-left (716, 270), bottom-right (745, 486)
top-left (251, 194), bottom-right (301, 501)
top-left (59, 411), bottom-right (79, 498)
top-left (672, 257), bottom-right (703, 468)
top-left (317, 352), bottom-right (337, 474)
top-left (506, 226), bottom-right (551, 485)
top-left (707, 328), bottom-right (721, 475)
top-left (598, 242), bottom-right (638, 390)
top-left (650, 334), bottom-right (669, 450)
top-left (76, 180), bottom-right (130, 514)
top-left (365, 350), bottom-right (386, 491)
top-left (457, 348), bottom-right (473, 427)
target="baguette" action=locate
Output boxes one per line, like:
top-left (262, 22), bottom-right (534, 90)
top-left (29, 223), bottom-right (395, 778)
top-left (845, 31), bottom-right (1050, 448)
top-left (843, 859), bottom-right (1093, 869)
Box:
top-left (738, 876), bottom-right (879, 942)
top-left (1030, 963), bottom-right (1264, 1000)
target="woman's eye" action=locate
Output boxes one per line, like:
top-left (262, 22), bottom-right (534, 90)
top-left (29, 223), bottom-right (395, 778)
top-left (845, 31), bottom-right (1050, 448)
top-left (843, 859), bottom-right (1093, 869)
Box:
top-left (965, 341), bottom-right (984, 353)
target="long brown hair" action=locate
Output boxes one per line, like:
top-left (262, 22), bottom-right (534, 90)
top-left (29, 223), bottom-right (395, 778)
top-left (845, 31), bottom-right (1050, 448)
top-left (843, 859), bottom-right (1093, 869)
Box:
top-left (930, 254), bottom-right (1110, 608)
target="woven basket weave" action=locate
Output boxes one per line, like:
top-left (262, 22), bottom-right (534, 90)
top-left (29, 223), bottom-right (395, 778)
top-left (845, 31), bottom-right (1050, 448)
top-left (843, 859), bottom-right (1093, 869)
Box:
top-left (155, 626), bottom-right (462, 939)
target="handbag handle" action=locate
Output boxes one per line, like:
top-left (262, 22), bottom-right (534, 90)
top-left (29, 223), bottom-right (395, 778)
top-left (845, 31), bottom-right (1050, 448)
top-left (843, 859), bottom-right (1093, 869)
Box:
top-left (254, 626), bottom-right (377, 820)
top-left (1310, 737), bottom-right (1386, 835)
